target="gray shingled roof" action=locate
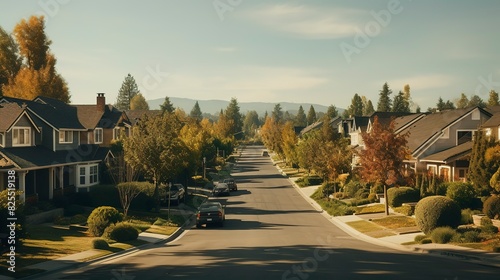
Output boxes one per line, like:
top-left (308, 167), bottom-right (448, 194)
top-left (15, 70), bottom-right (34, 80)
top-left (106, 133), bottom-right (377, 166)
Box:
top-left (74, 104), bottom-right (130, 129)
top-left (2, 96), bottom-right (86, 130)
top-left (481, 112), bottom-right (500, 128)
top-left (0, 144), bottom-right (109, 169)
top-left (420, 141), bottom-right (473, 163)
top-left (0, 103), bottom-right (24, 132)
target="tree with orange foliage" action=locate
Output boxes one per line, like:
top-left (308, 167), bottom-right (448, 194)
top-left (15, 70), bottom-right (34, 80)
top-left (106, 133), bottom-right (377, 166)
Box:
top-left (1, 15), bottom-right (70, 102)
top-left (359, 116), bottom-right (410, 215)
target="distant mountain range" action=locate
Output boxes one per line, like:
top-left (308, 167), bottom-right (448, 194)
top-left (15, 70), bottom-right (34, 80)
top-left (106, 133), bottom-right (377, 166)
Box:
top-left (147, 97), bottom-right (344, 116)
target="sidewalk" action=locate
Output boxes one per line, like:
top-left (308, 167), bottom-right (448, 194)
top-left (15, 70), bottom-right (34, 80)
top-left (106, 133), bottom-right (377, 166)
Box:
top-left (287, 176), bottom-right (500, 268)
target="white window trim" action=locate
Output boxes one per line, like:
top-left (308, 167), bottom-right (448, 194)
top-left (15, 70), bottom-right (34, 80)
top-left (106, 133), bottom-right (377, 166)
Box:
top-left (0, 132), bottom-right (4, 147)
top-left (94, 128), bottom-right (103, 144)
top-left (12, 127), bottom-right (31, 147)
top-left (77, 164), bottom-right (99, 187)
top-left (439, 166), bottom-right (451, 180)
top-left (456, 129), bottom-right (475, 145)
top-left (441, 128), bottom-right (449, 139)
top-left (427, 164), bottom-right (438, 175)
top-left (59, 130), bottom-right (73, 144)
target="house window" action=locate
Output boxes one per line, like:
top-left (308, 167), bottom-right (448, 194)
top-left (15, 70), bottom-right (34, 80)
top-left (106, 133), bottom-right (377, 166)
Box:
top-left (90, 165), bottom-right (98, 184)
top-left (427, 165), bottom-right (437, 175)
top-left (79, 167), bottom-right (86, 185)
top-left (94, 128), bottom-right (103, 144)
top-left (78, 164), bottom-right (99, 187)
top-left (457, 131), bottom-right (473, 145)
top-left (439, 166), bottom-right (451, 181)
top-left (59, 130), bottom-right (73, 144)
top-left (12, 127), bottom-right (31, 146)
top-left (485, 128), bottom-right (492, 138)
top-left (0, 133), bottom-right (4, 147)
top-left (458, 168), bottom-right (468, 179)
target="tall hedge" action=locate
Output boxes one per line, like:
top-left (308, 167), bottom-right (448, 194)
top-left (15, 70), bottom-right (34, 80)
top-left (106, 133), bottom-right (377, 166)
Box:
top-left (415, 196), bottom-right (461, 234)
top-left (387, 187), bottom-right (420, 207)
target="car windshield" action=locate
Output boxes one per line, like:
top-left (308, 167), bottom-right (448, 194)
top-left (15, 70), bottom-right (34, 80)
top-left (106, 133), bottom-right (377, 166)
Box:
top-left (200, 203), bottom-right (220, 210)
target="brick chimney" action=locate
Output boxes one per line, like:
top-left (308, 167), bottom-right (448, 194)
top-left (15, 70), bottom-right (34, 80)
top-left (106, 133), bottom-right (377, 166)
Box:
top-left (97, 93), bottom-right (105, 112)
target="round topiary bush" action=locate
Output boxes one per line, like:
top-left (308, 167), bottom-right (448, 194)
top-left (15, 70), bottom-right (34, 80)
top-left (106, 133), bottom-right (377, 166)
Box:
top-left (387, 187), bottom-right (420, 207)
top-left (87, 206), bottom-right (123, 237)
top-left (445, 182), bottom-right (476, 209)
top-left (107, 222), bottom-right (139, 242)
top-left (92, 238), bottom-right (110, 249)
top-left (482, 195), bottom-right (500, 219)
top-left (415, 196), bottom-right (461, 235)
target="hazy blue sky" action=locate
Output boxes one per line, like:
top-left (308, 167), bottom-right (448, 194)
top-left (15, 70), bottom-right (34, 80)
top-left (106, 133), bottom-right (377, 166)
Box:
top-left (1, 0), bottom-right (500, 112)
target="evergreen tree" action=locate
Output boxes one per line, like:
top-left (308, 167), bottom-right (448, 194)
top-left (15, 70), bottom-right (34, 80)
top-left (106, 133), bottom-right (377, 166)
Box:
top-left (468, 131), bottom-right (497, 195)
top-left (456, 93), bottom-right (469, 109)
top-left (296, 105), bottom-right (307, 126)
top-left (129, 93), bottom-right (149, 110)
top-left (189, 101), bottom-right (203, 121)
top-left (243, 110), bottom-right (260, 138)
top-left (363, 99), bottom-right (375, 116)
top-left (115, 73), bottom-right (140, 110)
top-left (0, 26), bottom-right (21, 97)
top-left (436, 97), bottom-right (446, 111)
top-left (326, 104), bottom-right (338, 119)
top-left (488, 90), bottom-right (500, 106)
top-left (160, 96), bottom-right (175, 113)
top-left (377, 82), bottom-right (392, 112)
top-left (347, 93), bottom-right (363, 116)
top-left (468, 94), bottom-right (486, 108)
top-left (225, 98), bottom-right (243, 138)
top-left (306, 105), bottom-right (317, 125)
top-left (272, 103), bottom-right (284, 123)
top-left (392, 91), bottom-right (410, 113)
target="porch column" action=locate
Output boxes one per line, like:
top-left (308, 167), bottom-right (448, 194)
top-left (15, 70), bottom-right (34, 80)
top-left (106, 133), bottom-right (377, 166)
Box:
top-left (48, 167), bottom-right (54, 199)
top-left (18, 171), bottom-right (26, 202)
top-left (59, 167), bottom-right (64, 191)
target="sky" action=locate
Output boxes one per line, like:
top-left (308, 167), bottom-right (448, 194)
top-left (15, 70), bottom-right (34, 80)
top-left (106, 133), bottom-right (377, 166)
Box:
top-left (1, 0), bottom-right (500, 112)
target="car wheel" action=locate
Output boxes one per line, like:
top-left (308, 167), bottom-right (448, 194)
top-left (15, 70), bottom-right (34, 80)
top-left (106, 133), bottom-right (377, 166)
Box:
top-left (196, 223), bottom-right (202, 229)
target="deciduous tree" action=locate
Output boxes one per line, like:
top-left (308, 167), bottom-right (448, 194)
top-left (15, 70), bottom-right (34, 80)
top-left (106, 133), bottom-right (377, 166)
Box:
top-left (359, 117), bottom-right (410, 215)
top-left (488, 90), bottom-right (500, 106)
top-left (130, 93), bottom-right (149, 110)
top-left (456, 93), bottom-right (469, 109)
top-left (0, 27), bottom-right (21, 96)
top-left (243, 110), bottom-right (260, 138)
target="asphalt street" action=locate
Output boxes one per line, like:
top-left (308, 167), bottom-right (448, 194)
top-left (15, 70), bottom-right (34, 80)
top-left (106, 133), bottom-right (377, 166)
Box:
top-left (37, 145), bottom-right (499, 280)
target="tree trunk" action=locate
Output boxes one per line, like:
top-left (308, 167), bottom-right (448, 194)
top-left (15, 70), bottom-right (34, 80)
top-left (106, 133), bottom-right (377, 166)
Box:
top-left (153, 178), bottom-right (160, 213)
top-left (384, 184), bottom-right (389, 216)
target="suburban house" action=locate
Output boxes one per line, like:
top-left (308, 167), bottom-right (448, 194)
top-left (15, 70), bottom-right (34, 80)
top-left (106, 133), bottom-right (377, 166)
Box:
top-left (0, 94), bottom-right (122, 202)
top-left (299, 116), bottom-right (343, 137)
top-left (394, 107), bottom-right (492, 181)
top-left (480, 106), bottom-right (500, 141)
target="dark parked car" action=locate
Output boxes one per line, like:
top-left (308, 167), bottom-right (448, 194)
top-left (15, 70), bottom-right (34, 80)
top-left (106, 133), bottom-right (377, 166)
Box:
top-left (212, 183), bottom-right (230, 197)
top-left (196, 201), bottom-right (225, 228)
top-left (166, 183), bottom-right (185, 205)
top-left (222, 178), bottom-right (237, 191)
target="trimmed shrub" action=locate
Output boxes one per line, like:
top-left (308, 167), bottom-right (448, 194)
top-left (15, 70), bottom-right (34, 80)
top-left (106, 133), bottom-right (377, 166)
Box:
top-left (430, 227), bottom-right (456, 244)
top-left (462, 231), bottom-right (481, 243)
top-left (414, 234), bottom-right (427, 243)
top-left (395, 205), bottom-right (414, 216)
top-left (481, 225), bottom-right (499, 234)
top-left (87, 206), bottom-right (123, 237)
top-left (387, 187), bottom-right (419, 207)
top-left (415, 196), bottom-right (461, 234)
top-left (482, 195), bottom-right (500, 219)
top-left (92, 238), bottom-right (110, 249)
top-left (153, 218), bottom-right (169, 226)
top-left (445, 182), bottom-right (476, 209)
top-left (480, 216), bottom-right (493, 226)
top-left (107, 222), bottom-right (139, 242)
top-left (421, 238), bottom-right (432, 244)
top-left (460, 208), bottom-right (477, 225)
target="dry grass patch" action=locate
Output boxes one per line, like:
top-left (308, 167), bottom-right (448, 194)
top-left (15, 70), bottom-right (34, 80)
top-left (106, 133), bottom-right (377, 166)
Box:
top-left (346, 220), bottom-right (386, 233)
top-left (356, 204), bottom-right (385, 215)
top-left (372, 216), bottom-right (417, 229)
top-left (145, 225), bottom-right (177, 235)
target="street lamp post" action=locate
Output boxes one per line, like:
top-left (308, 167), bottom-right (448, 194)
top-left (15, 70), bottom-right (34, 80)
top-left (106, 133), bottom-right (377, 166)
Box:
top-left (203, 157), bottom-right (206, 180)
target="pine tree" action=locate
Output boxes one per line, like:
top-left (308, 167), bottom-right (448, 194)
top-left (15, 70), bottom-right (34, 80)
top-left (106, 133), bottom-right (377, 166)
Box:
top-left (456, 93), bottom-right (469, 109)
top-left (363, 99), bottom-right (375, 116)
top-left (306, 105), bottom-right (317, 125)
top-left (392, 91), bottom-right (410, 113)
top-left (160, 96), bottom-right (175, 113)
top-left (468, 94), bottom-right (485, 108)
top-left (189, 101), bottom-right (203, 121)
top-left (272, 103), bottom-right (284, 123)
top-left (326, 104), bottom-right (338, 119)
top-left (225, 98), bottom-right (243, 138)
top-left (377, 82), bottom-right (392, 112)
top-left (115, 73), bottom-right (140, 110)
top-left (488, 90), bottom-right (500, 106)
top-left (296, 105), bottom-right (307, 126)
top-left (347, 93), bottom-right (363, 116)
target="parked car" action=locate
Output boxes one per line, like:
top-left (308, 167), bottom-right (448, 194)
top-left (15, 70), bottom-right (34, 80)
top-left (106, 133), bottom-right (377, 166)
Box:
top-left (196, 201), bottom-right (225, 228)
top-left (212, 183), bottom-right (230, 197)
top-left (166, 183), bottom-right (185, 205)
top-left (222, 178), bottom-right (237, 191)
